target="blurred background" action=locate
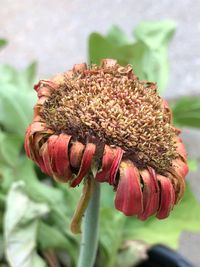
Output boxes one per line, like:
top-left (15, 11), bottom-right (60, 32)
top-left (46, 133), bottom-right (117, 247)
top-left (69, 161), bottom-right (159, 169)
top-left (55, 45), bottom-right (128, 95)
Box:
top-left (1, 1), bottom-right (200, 267)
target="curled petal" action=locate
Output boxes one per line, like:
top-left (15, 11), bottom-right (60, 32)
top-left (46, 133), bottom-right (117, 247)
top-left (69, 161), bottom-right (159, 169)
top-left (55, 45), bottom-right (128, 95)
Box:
top-left (138, 168), bottom-right (160, 220)
top-left (37, 96), bottom-right (49, 105)
top-left (156, 175), bottom-right (175, 219)
top-left (47, 135), bottom-right (60, 177)
top-left (33, 105), bottom-right (45, 122)
top-left (108, 147), bottom-right (124, 185)
top-left (73, 63), bottom-right (87, 72)
top-left (24, 122), bottom-right (51, 161)
top-left (49, 134), bottom-right (72, 182)
top-left (101, 59), bottom-right (117, 68)
top-left (115, 160), bottom-right (143, 216)
top-left (171, 158), bottom-right (189, 178)
top-left (70, 141), bottom-right (85, 168)
top-left (25, 122), bottom-right (54, 175)
top-left (175, 137), bottom-right (187, 162)
top-left (70, 143), bottom-right (96, 187)
top-left (95, 145), bottom-right (124, 184)
top-left (34, 80), bottom-right (57, 93)
top-left (162, 99), bottom-right (172, 123)
top-left (24, 125), bottom-right (32, 159)
top-left (40, 142), bottom-right (53, 177)
top-left (167, 172), bottom-right (185, 204)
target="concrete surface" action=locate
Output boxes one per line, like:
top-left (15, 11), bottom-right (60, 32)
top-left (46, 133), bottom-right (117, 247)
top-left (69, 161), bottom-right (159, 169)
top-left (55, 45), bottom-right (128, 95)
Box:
top-left (1, 0), bottom-right (200, 266)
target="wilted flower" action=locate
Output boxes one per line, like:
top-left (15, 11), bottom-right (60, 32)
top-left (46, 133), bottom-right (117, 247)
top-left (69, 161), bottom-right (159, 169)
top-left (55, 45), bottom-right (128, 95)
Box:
top-left (25, 59), bottom-right (188, 221)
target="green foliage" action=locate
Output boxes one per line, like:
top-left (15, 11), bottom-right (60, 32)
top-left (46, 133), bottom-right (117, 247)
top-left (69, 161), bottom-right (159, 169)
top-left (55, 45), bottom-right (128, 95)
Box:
top-left (0, 63), bottom-right (37, 138)
top-left (172, 97), bottom-right (200, 128)
top-left (4, 182), bottom-right (49, 267)
top-left (88, 21), bottom-right (176, 92)
top-left (0, 39), bottom-right (7, 50)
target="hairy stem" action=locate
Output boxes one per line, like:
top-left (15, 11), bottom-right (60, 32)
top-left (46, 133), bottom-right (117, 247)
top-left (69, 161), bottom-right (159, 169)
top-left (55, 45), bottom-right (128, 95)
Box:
top-left (77, 179), bottom-right (101, 267)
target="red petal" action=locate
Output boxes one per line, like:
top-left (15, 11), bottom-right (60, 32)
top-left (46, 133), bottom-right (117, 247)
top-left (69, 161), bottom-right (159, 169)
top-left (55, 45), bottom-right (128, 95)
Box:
top-left (115, 160), bottom-right (143, 216)
top-left (172, 158), bottom-right (189, 178)
top-left (70, 143), bottom-right (96, 187)
top-left (108, 147), bottom-right (124, 185)
top-left (40, 142), bottom-right (53, 176)
top-left (95, 145), bottom-right (123, 184)
top-left (69, 141), bottom-right (85, 168)
top-left (138, 168), bottom-right (160, 220)
top-left (51, 134), bottom-right (72, 182)
top-left (47, 135), bottom-right (59, 172)
top-left (24, 125), bottom-right (32, 158)
top-left (156, 175), bottom-right (175, 219)
top-left (34, 80), bottom-right (57, 93)
top-left (37, 87), bottom-right (52, 98)
top-left (167, 172), bottom-right (185, 204)
top-left (175, 137), bottom-right (187, 161)
top-left (24, 122), bottom-right (46, 160)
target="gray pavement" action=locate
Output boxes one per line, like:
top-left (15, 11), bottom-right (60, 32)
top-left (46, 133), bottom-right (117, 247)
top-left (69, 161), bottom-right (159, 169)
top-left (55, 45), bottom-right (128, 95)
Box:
top-left (1, 0), bottom-right (200, 266)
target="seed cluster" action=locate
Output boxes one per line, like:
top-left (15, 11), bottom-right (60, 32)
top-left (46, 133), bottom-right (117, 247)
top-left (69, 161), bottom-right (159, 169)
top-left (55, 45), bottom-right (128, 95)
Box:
top-left (42, 64), bottom-right (177, 172)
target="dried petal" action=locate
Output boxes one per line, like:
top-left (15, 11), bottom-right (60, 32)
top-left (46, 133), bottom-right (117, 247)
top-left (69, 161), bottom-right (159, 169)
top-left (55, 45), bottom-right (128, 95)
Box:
top-left (138, 168), bottom-right (160, 220)
top-left (70, 141), bottom-right (85, 168)
top-left (156, 174), bottom-right (175, 219)
top-left (101, 58), bottom-right (117, 68)
top-left (171, 158), bottom-right (189, 178)
top-left (73, 63), bottom-right (87, 72)
top-left (40, 142), bottom-right (53, 177)
top-left (175, 137), bottom-right (187, 162)
top-left (95, 145), bottom-right (124, 184)
top-left (70, 143), bottom-right (96, 187)
top-left (115, 160), bottom-right (143, 216)
top-left (50, 134), bottom-right (72, 182)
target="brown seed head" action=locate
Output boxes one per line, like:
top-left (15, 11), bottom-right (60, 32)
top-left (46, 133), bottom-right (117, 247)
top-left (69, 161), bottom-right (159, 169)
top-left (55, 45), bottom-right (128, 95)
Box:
top-left (42, 61), bottom-right (177, 172)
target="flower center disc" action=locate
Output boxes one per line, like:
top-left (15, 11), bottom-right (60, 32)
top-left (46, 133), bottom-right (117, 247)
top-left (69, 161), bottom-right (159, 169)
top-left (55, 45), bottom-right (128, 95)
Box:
top-left (42, 63), bottom-right (177, 172)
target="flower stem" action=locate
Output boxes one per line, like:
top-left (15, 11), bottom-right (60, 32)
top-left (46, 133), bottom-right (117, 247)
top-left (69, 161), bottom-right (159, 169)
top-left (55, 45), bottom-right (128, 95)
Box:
top-left (77, 179), bottom-right (101, 267)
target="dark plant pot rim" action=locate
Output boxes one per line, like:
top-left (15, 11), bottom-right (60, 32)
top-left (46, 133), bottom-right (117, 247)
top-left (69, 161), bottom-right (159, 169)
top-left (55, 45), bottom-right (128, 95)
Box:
top-left (137, 244), bottom-right (195, 267)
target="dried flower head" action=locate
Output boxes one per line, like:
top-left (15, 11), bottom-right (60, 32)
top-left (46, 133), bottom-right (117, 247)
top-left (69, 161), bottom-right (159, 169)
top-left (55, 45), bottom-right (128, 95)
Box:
top-left (25, 59), bottom-right (188, 221)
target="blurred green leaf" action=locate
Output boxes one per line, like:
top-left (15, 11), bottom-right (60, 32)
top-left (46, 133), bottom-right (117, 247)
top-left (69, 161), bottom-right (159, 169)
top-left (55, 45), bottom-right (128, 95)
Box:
top-left (0, 132), bottom-right (21, 166)
top-left (106, 26), bottom-right (132, 46)
top-left (0, 63), bottom-right (37, 138)
top-left (99, 208), bottom-right (125, 267)
top-left (22, 62), bottom-right (37, 86)
top-left (0, 39), bottom-right (7, 49)
top-left (172, 97), bottom-right (200, 128)
top-left (88, 21), bottom-right (175, 92)
top-left (188, 159), bottom-right (198, 172)
top-left (38, 221), bottom-right (77, 262)
top-left (0, 62), bottom-right (37, 89)
top-left (124, 184), bottom-right (200, 249)
top-left (0, 83), bottom-right (36, 138)
top-left (133, 21), bottom-right (176, 92)
top-left (0, 235), bottom-right (3, 261)
top-left (4, 181), bottom-right (49, 267)
top-left (38, 222), bottom-right (72, 250)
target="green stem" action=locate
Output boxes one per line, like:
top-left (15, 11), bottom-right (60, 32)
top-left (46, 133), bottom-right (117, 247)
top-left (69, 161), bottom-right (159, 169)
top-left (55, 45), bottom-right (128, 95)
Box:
top-left (77, 180), bottom-right (101, 267)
